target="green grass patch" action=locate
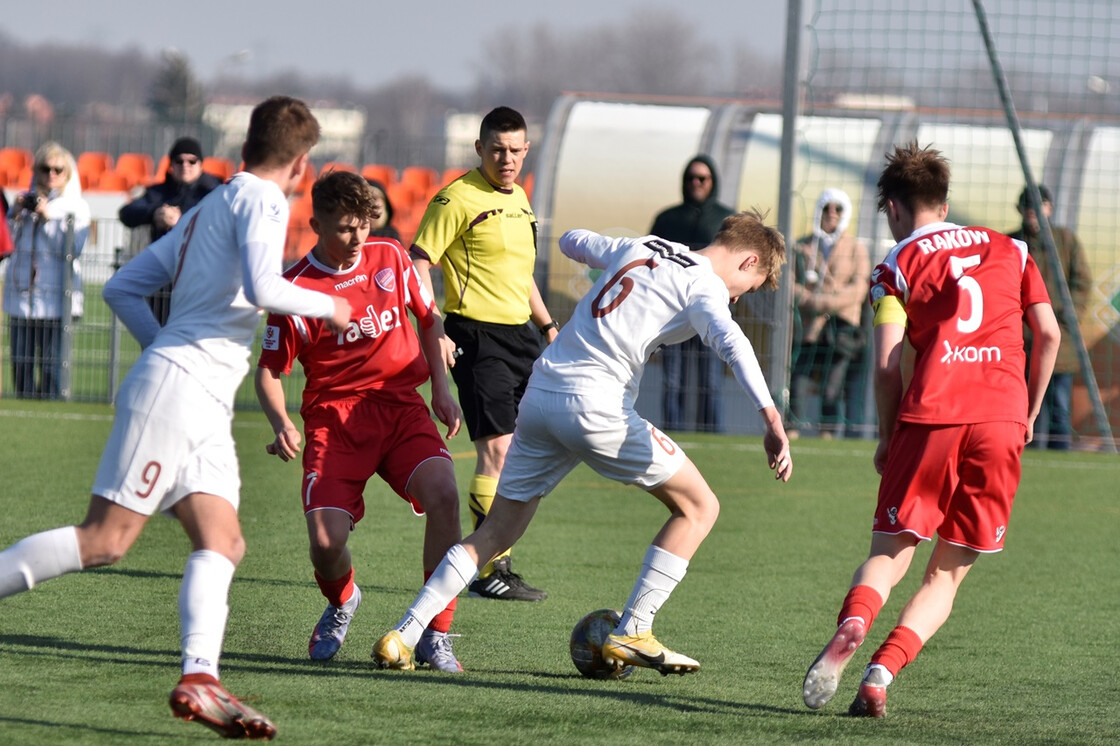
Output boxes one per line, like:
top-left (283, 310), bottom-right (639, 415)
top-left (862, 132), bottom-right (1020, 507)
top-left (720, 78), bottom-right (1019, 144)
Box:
top-left (0, 399), bottom-right (1117, 745)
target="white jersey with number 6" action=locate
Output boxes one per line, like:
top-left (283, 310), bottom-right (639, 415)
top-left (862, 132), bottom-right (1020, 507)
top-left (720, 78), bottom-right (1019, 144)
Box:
top-left (534, 229), bottom-right (773, 411)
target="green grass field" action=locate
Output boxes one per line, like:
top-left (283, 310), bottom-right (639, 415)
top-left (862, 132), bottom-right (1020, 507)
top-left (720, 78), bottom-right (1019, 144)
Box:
top-left (0, 398), bottom-right (1117, 745)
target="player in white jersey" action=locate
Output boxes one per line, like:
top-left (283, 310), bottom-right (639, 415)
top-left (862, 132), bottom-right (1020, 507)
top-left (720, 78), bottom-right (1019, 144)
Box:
top-left (0, 96), bottom-right (350, 740)
top-left (373, 210), bottom-right (793, 675)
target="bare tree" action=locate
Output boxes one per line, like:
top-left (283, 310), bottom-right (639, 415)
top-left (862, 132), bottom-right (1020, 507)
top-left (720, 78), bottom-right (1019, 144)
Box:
top-left (0, 31), bottom-right (154, 111)
top-left (149, 49), bottom-right (205, 124)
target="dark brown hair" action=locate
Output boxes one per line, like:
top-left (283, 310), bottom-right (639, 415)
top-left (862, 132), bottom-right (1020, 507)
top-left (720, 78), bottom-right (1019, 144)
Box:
top-left (311, 171), bottom-right (378, 221)
top-left (876, 141), bottom-right (950, 215)
top-left (242, 96), bottom-right (320, 169)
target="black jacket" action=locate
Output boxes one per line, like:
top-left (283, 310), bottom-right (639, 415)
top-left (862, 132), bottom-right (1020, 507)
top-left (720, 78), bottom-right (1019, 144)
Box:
top-left (649, 155), bottom-right (735, 249)
top-left (119, 172), bottom-right (223, 242)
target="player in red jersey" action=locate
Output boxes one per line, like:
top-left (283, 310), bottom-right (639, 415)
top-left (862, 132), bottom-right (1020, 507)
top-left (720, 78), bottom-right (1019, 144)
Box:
top-left (255, 171), bottom-right (465, 671)
top-left (802, 143), bottom-right (1061, 717)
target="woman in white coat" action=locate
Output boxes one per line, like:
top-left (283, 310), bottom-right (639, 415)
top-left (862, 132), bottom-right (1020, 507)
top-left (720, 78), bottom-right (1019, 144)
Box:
top-left (4, 141), bottom-right (90, 398)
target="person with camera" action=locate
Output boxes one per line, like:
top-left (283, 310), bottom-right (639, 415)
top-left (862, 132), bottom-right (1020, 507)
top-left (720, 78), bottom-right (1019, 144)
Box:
top-left (3, 141), bottom-right (90, 399)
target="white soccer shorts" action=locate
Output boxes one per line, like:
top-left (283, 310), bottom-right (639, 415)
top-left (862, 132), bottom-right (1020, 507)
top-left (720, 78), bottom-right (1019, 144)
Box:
top-left (497, 387), bottom-right (686, 502)
top-left (92, 353), bottom-right (241, 516)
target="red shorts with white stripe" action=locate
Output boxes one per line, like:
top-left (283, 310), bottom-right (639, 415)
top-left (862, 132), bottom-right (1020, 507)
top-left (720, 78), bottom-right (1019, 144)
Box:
top-left (873, 421), bottom-right (1025, 552)
top-left (300, 393), bottom-right (452, 523)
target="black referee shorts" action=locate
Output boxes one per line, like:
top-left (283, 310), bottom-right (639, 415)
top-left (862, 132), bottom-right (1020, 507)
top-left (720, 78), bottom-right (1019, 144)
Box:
top-left (444, 314), bottom-right (542, 441)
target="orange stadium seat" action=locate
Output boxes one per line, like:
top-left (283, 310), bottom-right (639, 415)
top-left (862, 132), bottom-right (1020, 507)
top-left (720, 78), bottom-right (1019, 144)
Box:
top-left (294, 161), bottom-right (317, 196)
top-left (115, 152), bottom-right (154, 186)
top-left (77, 151), bottom-right (113, 184)
top-left (0, 147), bottom-right (32, 179)
top-left (94, 171), bottom-right (132, 192)
top-left (361, 163), bottom-right (397, 186)
top-left (385, 182), bottom-right (420, 216)
top-left (154, 155), bottom-right (170, 182)
top-left (202, 156), bottom-right (235, 181)
top-left (399, 166), bottom-right (438, 194)
top-left (285, 194), bottom-right (317, 263)
top-left (520, 172), bottom-right (534, 201)
top-left (12, 166), bottom-right (33, 190)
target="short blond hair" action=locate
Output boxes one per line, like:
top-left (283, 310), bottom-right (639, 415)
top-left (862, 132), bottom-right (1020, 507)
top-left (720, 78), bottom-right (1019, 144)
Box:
top-left (713, 209), bottom-right (786, 290)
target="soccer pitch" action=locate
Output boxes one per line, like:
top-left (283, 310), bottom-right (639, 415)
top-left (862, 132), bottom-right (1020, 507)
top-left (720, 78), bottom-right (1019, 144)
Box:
top-left (0, 399), bottom-right (1116, 745)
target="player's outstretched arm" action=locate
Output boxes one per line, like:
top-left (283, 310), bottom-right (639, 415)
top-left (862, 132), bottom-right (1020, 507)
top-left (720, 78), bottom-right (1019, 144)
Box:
top-left (410, 254), bottom-right (457, 368)
top-left (102, 245), bottom-right (174, 348)
top-left (1024, 301), bottom-right (1061, 445)
top-left (419, 315), bottom-right (461, 438)
top-left (760, 405), bottom-right (793, 482)
top-left (254, 366), bottom-right (302, 461)
top-left (872, 321), bottom-right (905, 475)
top-left (558, 228), bottom-right (623, 270)
top-left (241, 238), bottom-right (350, 330)
top-left (528, 279), bottom-right (559, 345)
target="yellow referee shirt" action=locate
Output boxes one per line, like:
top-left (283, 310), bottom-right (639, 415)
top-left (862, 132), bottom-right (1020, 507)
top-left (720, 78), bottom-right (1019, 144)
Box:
top-left (411, 168), bottom-right (537, 325)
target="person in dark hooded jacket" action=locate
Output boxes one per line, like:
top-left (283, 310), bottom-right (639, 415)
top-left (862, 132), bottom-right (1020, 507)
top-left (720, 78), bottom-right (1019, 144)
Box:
top-left (650, 155), bottom-right (735, 432)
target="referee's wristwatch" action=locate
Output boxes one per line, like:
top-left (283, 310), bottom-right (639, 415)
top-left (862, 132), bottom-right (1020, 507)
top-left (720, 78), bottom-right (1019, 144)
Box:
top-left (538, 320), bottom-right (560, 336)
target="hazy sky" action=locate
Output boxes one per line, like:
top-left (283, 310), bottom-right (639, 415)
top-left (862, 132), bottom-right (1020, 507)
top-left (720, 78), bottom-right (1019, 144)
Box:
top-left (6, 0), bottom-right (787, 91)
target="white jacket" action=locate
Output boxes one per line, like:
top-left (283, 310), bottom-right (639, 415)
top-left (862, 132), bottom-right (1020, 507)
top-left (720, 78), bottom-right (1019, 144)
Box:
top-left (3, 172), bottom-right (90, 319)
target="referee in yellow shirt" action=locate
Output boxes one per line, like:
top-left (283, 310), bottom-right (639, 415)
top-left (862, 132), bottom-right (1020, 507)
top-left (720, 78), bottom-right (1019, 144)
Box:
top-left (409, 106), bottom-right (557, 601)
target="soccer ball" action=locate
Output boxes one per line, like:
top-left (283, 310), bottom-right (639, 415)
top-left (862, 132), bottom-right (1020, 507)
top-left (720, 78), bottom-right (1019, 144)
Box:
top-left (569, 608), bottom-right (634, 680)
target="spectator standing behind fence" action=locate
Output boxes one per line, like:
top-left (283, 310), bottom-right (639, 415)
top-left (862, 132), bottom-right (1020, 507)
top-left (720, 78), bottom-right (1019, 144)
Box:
top-left (0, 191), bottom-right (10, 398)
top-left (365, 178), bottom-right (401, 241)
top-left (788, 188), bottom-right (871, 439)
top-left (650, 155), bottom-right (735, 432)
top-left (1007, 185), bottom-right (1093, 450)
top-left (3, 142), bottom-right (89, 399)
top-left (119, 138), bottom-right (221, 325)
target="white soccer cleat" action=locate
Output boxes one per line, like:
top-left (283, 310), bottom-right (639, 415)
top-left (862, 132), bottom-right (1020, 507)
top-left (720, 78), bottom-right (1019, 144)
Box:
top-left (803, 618), bottom-right (867, 709)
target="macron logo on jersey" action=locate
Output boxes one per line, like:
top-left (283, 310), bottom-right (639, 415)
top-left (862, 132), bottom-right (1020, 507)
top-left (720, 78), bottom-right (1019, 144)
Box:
top-left (334, 274), bottom-right (368, 291)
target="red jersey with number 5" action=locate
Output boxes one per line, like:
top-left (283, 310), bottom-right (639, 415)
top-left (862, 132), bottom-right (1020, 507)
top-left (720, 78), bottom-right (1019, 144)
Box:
top-left (868, 222), bottom-right (1051, 426)
top-left (257, 237), bottom-right (436, 410)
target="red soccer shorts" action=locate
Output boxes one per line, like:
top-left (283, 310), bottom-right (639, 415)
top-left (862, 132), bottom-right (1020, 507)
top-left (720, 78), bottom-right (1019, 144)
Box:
top-left (300, 393), bottom-right (452, 523)
top-left (874, 421), bottom-right (1025, 552)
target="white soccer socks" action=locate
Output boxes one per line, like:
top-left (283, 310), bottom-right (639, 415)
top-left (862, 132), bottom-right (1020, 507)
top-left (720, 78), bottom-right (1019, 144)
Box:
top-left (179, 549), bottom-right (235, 678)
top-left (0, 526), bottom-right (83, 599)
top-left (618, 545), bottom-right (689, 636)
top-left (396, 543), bottom-right (478, 648)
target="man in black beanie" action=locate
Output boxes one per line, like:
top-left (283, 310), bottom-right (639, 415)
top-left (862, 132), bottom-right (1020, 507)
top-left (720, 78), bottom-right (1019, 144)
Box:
top-left (119, 137), bottom-right (223, 324)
